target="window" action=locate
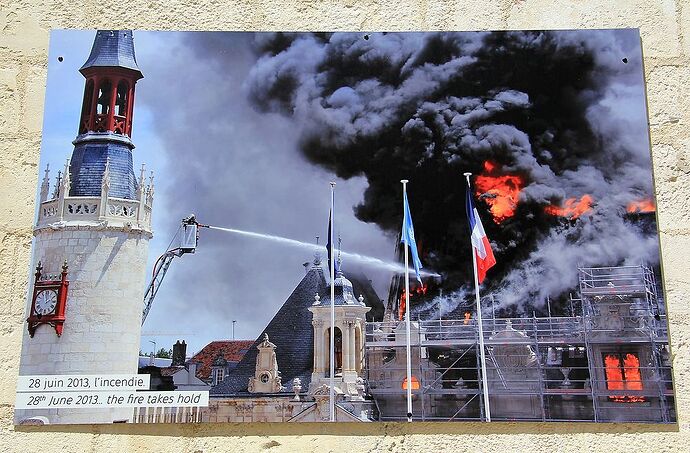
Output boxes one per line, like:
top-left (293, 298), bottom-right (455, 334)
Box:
top-left (212, 368), bottom-right (225, 386)
top-left (603, 352), bottom-right (644, 402)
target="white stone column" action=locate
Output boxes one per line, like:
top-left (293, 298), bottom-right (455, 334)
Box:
top-left (316, 323), bottom-right (324, 373)
top-left (347, 321), bottom-right (357, 371)
top-left (312, 321), bottom-right (320, 373)
top-left (354, 322), bottom-right (362, 374)
top-left (342, 320), bottom-right (350, 372)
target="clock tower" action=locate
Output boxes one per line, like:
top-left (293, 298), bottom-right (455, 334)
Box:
top-left (17, 30), bottom-right (153, 424)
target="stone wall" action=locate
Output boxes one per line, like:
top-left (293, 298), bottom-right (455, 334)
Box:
top-left (1, 1), bottom-right (689, 451)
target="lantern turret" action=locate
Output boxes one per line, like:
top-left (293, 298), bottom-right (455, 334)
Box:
top-left (69, 30), bottom-right (143, 200)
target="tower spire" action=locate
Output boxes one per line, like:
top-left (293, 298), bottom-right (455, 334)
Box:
top-left (69, 30), bottom-right (143, 201)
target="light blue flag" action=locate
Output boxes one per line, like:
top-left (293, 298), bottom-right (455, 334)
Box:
top-left (401, 190), bottom-right (423, 283)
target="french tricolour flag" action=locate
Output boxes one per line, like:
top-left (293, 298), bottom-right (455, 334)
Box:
top-left (466, 183), bottom-right (496, 283)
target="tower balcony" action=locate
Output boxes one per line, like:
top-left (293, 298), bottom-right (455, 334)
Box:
top-left (36, 160), bottom-right (153, 236)
top-left (36, 194), bottom-right (152, 236)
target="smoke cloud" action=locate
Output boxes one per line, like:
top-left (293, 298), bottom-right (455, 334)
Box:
top-left (241, 30), bottom-right (658, 315)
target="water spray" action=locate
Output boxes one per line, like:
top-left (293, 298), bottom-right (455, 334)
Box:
top-left (206, 225), bottom-right (441, 277)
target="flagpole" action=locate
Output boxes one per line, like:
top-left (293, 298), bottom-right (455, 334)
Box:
top-left (464, 172), bottom-right (491, 422)
top-left (329, 181), bottom-right (336, 422)
top-left (401, 179), bottom-right (413, 423)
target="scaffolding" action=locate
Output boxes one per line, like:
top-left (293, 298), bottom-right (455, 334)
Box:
top-left (363, 264), bottom-right (675, 423)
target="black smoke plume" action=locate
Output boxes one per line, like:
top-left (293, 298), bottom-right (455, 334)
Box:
top-left (244, 30), bottom-right (659, 316)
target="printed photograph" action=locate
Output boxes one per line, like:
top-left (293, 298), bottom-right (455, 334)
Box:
top-left (15, 29), bottom-right (675, 424)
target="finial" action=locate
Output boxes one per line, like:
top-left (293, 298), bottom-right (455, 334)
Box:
top-left (60, 158), bottom-right (71, 194)
top-left (314, 293), bottom-right (321, 304)
top-left (53, 170), bottom-right (62, 198)
top-left (40, 163), bottom-right (51, 202)
top-left (358, 294), bottom-right (364, 304)
top-left (315, 235), bottom-right (319, 245)
top-left (139, 163), bottom-right (146, 185)
top-left (101, 157), bottom-right (111, 195)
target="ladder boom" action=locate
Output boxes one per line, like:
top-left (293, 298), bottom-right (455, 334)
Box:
top-left (141, 214), bottom-right (207, 325)
top-left (142, 250), bottom-right (179, 324)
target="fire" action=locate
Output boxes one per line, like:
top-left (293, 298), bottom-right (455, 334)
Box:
top-left (627, 198), bottom-right (655, 214)
top-left (398, 283), bottom-right (429, 321)
top-left (544, 195), bottom-right (593, 219)
top-left (401, 375), bottom-right (420, 390)
top-left (475, 161), bottom-right (524, 224)
top-left (604, 353), bottom-right (645, 403)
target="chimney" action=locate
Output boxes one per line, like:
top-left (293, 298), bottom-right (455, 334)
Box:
top-left (172, 340), bottom-right (187, 366)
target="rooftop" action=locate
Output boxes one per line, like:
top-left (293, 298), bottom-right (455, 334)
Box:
top-left (190, 340), bottom-right (254, 382)
top-left (80, 30), bottom-right (143, 79)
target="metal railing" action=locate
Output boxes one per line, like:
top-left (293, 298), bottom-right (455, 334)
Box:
top-left (365, 315), bottom-right (667, 347)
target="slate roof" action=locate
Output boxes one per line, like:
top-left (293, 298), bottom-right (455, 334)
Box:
top-left (189, 340), bottom-right (254, 382)
top-left (69, 141), bottom-right (137, 199)
top-left (80, 30), bottom-right (143, 79)
top-left (211, 264), bottom-right (327, 396)
top-left (314, 269), bottom-right (385, 320)
top-left (314, 270), bottom-right (363, 307)
top-left (211, 261), bottom-right (386, 396)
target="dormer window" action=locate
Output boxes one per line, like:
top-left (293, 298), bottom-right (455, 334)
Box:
top-left (212, 368), bottom-right (225, 386)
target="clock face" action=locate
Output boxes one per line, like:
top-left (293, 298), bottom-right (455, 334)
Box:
top-left (260, 372), bottom-right (270, 383)
top-left (35, 289), bottom-right (58, 316)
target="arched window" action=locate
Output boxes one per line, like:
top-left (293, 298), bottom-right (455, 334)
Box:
top-left (115, 81), bottom-right (128, 117)
top-left (324, 327), bottom-right (343, 375)
top-left (96, 80), bottom-right (112, 115)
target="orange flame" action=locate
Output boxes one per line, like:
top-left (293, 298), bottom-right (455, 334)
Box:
top-left (475, 161), bottom-right (524, 224)
top-left (402, 376), bottom-right (420, 390)
top-left (398, 283), bottom-right (429, 321)
top-left (604, 353), bottom-right (645, 403)
top-left (545, 195), bottom-right (593, 219)
top-left (627, 198), bottom-right (655, 214)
